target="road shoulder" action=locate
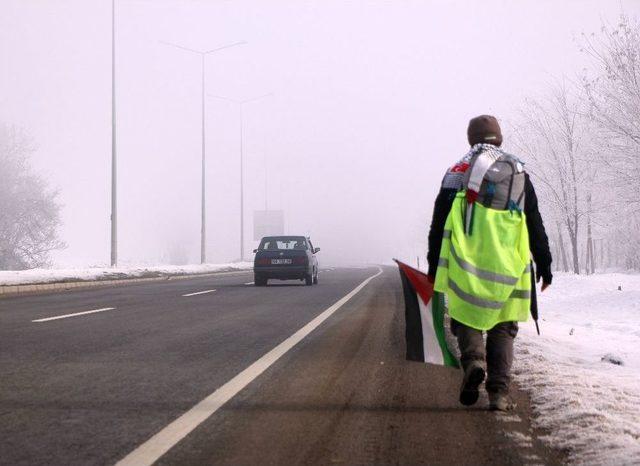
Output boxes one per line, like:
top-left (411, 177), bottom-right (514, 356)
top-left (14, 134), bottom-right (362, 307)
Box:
top-left (156, 267), bottom-right (567, 465)
top-left (0, 268), bottom-right (252, 298)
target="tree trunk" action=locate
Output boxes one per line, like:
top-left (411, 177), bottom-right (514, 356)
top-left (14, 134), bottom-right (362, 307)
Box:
top-left (586, 194), bottom-right (595, 274)
top-left (585, 239), bottom-right (594, 274)
top-left (567, 218), bottom-right (580, 274)
top-left (556, 222), bottom-right (569, 272)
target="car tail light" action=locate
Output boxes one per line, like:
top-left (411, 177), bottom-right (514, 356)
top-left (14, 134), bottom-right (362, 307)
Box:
top-left (256, 258), bottom-right (270, 265)
top-left (293, 256), bottom-right (308, 265)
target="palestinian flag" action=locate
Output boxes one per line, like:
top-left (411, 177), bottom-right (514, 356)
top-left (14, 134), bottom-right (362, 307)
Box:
top-left (394, 259), bottom-right (459, 367)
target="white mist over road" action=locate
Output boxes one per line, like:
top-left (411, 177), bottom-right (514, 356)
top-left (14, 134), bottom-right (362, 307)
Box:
top-left (1, 1), bottom-right (638, 268)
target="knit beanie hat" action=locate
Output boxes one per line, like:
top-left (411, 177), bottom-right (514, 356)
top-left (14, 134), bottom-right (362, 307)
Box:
top-left (467, 115), bottom-right (503, 147)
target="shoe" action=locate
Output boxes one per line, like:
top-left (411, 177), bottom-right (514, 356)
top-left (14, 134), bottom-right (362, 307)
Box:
top-left (459, 361), bottom-right (486, 406)
top-left (488, 392), bottom-right (517, 411)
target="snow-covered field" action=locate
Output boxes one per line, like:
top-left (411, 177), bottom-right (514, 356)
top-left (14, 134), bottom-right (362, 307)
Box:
top-left (0, 262), bottom-right (253, 286)
top-left (515, 273), bottom-right (640, 465)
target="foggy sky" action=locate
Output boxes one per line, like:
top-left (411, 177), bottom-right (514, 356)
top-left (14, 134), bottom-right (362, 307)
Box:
top-left (1, 0), bottom-right (638, 268)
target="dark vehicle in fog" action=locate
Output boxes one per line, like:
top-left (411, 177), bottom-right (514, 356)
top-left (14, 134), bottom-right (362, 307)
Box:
top-left (253, 236), bottom-right (320, 286)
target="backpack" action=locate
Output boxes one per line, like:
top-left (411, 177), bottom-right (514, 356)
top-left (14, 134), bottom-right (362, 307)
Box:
top-left (462, 148), bottom-right (525, 211)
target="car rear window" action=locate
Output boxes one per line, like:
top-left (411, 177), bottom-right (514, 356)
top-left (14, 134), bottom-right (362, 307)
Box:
top-left (259, 238), bottom-right (308, 251)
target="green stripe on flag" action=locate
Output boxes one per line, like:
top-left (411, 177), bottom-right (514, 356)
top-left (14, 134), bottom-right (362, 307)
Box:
top-left (431, 292), bottom-right (460, 368)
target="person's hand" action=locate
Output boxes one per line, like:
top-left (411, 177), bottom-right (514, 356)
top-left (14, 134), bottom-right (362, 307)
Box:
top-left (536, 266), bottom-right (552, 292)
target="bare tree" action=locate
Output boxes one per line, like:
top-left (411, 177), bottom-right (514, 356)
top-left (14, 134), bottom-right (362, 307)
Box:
top-left (0, 124), bottom-right (65, 269)
top-left (580, 14), bottom-right (640, 270)
top-left (509, 81), bottom-right (594, 274)
top-left (505, 16), bottom-right (640, 273)
top-left (582, 15), bottom-right (640, 206)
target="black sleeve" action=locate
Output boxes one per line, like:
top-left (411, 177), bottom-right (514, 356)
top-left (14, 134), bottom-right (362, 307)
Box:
top-left (524, 173), bottom-right (553, 284)
top-left (427, 187), bottom-right (458, 276)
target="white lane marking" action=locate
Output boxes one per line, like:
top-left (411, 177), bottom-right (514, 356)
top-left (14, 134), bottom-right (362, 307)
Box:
top-left (116, 266), bottom-right (383, 466)
top-left (244, 282), bottom-right (254, 286)
top-left (32, 307), bottom-right (116, 323)
top-left (182, 289), bottom-right (216, 297)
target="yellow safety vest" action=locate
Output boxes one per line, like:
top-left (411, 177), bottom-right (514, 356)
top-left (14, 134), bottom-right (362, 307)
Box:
top-left (434, 192), bottom-right (531, 330)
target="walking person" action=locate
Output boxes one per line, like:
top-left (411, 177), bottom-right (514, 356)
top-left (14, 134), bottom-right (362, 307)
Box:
top-left (426, 115), bottom-right (553, 411)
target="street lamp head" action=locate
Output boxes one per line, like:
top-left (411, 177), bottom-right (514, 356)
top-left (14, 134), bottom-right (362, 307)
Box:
top-left (240, 93), bottom-right (274, 104)
top-left (158, 40), bottom-right (202, 55)
top-left (159, 40), bottom-right (248, 56)
top-left (204, 41), bottom-right (248, 55)
top-left (208, 93), bottom-right (241, 104)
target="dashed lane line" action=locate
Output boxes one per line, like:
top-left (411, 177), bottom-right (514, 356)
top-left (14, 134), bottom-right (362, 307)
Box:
top-left (182, 290), bottom-right (217, 297)
top-left (244, 282), bottom-right (254, 286)
top-left (115, 266), bottom-right (383, 466)
top-left (32, 307), bottom-right (116, 323)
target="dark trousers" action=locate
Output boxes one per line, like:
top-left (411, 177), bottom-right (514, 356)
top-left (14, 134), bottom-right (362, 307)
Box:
top-left (451, 319), bottom-right (519, 394)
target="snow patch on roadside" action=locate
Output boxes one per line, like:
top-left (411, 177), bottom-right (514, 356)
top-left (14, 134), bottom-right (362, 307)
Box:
top-left (503, 429), bottom-right (534, 448)
top-left (515, 273), bottom-right (640, 465)
top-left (0, 262), bottom-right (253, 286)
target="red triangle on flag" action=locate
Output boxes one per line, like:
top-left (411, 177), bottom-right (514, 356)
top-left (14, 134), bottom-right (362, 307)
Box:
top-left (393, 259), bottom-right (433, 305)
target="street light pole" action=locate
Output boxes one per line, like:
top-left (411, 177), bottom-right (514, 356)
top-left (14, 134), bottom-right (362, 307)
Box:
top-left (111, 0), bottom-right (117, 267)
top-left (264, 145), bottom-right (268, 211)
top-left (160, 40), bottom-right (246, 264)
top-left (239, 104), bottom-right (244, 263)
top-left (200, 54), bottom-right (206, 264)
top-left (208, 93), bottom-right (273, 261)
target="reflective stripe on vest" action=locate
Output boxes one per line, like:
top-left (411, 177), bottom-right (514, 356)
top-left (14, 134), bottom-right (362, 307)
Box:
top-left (434, 193), bottom-right (531, 330)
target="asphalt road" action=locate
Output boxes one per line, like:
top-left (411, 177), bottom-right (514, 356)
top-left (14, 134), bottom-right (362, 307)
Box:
top-left (0, 267), bottom-right (564, 466)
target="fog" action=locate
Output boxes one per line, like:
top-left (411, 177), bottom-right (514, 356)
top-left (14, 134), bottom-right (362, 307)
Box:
top-left (1, 0), bottom-right (638, 268)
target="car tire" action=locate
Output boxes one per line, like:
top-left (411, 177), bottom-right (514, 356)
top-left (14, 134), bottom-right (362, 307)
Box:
top-left (304, 273), bottom-right (313, 286)
top-left (313, 269), bottom-right (318, 285)
top-left (255, 275), bottom-right (268, 286)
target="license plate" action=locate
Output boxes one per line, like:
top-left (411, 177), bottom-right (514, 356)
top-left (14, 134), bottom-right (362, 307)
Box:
top-left (271, 259), bottom-right (292, 265)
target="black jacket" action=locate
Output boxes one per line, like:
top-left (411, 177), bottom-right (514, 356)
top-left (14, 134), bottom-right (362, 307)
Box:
top-left (427, 173), bottom-right (553, 285)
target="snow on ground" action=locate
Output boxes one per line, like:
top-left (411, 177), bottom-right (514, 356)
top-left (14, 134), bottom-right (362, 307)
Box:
top-left (514, 273), bottom-right (640, 465)
top-left (0, 262), bottom-right (253, 286)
